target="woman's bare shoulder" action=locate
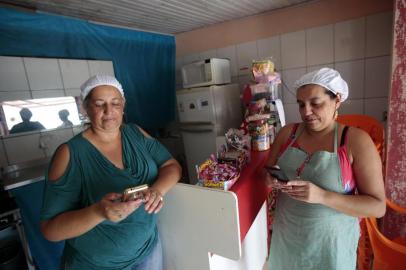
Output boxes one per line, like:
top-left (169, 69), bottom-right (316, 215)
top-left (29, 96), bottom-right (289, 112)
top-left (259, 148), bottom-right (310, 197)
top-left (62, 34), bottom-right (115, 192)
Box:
top-left (48, 144), bottom-right (70, 181)
top-left (347, 126), bottom-right (373, 143)
top-left (275, 123), bottom-right (298, 142)
top-left (346, 126), bottom-right (377, 155)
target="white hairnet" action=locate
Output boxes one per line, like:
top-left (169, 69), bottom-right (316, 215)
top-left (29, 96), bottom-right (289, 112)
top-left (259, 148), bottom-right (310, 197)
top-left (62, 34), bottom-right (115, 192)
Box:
top-left (294, 68), bottom-right (349, 101)
top-left (80, 75), bottom-right (124, 101)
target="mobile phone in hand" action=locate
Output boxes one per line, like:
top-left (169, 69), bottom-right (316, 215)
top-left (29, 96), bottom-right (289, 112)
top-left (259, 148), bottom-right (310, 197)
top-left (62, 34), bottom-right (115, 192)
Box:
top-left (267, 167), bottom-right (289, 182)
top-left (122, 184), bottom-right (148, 202)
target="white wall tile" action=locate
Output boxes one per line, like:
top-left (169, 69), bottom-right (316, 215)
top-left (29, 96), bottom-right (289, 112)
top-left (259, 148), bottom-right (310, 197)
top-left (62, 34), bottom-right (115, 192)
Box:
top-left (306, 24), bottom-right (334, 66)
top-left (59, 59), bottom-right (90, 89)
top-left (237, 75), bottom-right (253, 95)
top-left (364, 98), bottom-right (388, 122)
top-left (365, 56), bottom-right (391, 98)
top-left (366, 12), bottom-right (393, 57)
top-left (334, 18), bottom-right (366, 61)
top-left (283, 103), bottom-right (301, 124)
top-left (281, 68), bottom-right (307, 104)
top-left (4, 133), bottom-right (46, 164)
top-left (182, 54), bottom-right (200, 65)
top-left (339, 99), bottom-right (364, 115)
top-left (281, 30), bottom-right (306, 69)
top-left (217, 45), bottom-right (238, 77)
top-left (0, 56), bottom-right (29, 92)
top-left (65, 88), bottom-right (81, 97)
top-left (0, 91), bottom-right (31, 102)
top-left (307, 63), bottom-right (334, 73)
top-left (88, 60), bottom-right (115, 76)
top-left (335, 60), bottom-right (364, 99)
top-left (236, 41), bottom-right (258, 75)
top-left (32, 89), bottom-right (65, 99)
top-left (199, 49), bottom-right (217, 60)
top-left (175, 57), bottom-right (184, 85)
top-left (24, 57), bottom-right (64, 90)
top-left (257, 35), bottom-right (281, 70)
top-left (0, 141), bottom-right (8, 168)
top-left (41, 128), bottom-right (74, 157)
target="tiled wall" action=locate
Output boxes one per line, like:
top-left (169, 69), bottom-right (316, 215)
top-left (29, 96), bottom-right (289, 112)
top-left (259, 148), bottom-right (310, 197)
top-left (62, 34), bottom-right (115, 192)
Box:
top-left (0, 57), bottom-right (114, 168)
top-left (175, 11), bottom-right (393, 125)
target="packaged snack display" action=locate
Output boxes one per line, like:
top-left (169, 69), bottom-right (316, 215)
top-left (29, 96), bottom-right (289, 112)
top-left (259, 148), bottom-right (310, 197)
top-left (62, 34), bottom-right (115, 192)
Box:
top-left (225, 128), bottom-right (250, 151)
top-left (248, 119), bottom-right (270, 151)
top-left (218, 149), bottom-right (248, 171)
top-left (252, 60), bottom-right (275, 84)
top-left (242, 59), bottom-right (285, 150)
top-left (197, 158), bottom-right (240, 190)
top-left (225, 128), bottom-right (251, 163)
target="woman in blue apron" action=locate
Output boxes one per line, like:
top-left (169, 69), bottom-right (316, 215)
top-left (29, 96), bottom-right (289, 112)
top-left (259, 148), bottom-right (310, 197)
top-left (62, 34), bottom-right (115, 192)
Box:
top-left (264, 68), bottom-right (386, 270)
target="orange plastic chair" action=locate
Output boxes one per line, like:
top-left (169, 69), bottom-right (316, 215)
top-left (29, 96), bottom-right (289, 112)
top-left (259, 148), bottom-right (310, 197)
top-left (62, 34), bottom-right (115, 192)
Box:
top-left (337, 114), bottom-right (386, 270)
top-left (365, 199), bottom-right (406, 270)
top-left (337, 114), bottom-right (385, 159)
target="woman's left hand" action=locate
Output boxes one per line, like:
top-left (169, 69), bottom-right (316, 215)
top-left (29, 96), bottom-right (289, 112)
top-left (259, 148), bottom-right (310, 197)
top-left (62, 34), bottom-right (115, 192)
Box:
top-left (280, 180), bottom-right (326, 204)
top-left (143, 188), bottom-right (164, 214)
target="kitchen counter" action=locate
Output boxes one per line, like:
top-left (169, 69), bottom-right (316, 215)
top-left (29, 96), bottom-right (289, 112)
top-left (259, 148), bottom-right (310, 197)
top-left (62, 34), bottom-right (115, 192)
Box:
top-left (158, 150), bottom-right (271, 270)
top-left (230, 150), bottom-right (270, 241)
top-left (1, 159), bottom-right (49, 190)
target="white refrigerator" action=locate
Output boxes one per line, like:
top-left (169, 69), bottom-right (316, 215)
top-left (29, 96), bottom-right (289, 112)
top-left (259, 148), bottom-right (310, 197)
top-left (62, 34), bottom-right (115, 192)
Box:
top-left (176, 84), bottom-right (242, 184)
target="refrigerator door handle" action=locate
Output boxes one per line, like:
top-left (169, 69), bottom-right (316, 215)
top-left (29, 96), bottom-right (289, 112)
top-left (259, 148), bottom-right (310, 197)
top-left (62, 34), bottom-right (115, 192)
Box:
top-left (179, 123), bottom-right (215, 133)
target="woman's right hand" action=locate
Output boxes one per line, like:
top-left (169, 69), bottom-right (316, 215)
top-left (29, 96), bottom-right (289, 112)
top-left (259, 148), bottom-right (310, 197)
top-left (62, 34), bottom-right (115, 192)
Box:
top-left (263, 167), bottom-right (288, 189)
top-left (97, 193), bottom-right (144, 223)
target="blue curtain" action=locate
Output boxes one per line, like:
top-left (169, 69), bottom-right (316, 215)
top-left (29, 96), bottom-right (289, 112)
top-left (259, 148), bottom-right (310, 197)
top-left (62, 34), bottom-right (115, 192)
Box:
top-left (0, 8), bottom-right (176, 129)
top-left (10, 181), bottom-right (65, 270)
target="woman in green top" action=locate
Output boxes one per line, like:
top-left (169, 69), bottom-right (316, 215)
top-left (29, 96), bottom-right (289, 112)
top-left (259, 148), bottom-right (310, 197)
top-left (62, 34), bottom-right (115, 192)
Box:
top-left (40, 75), bottom-right (182, 270)
top-left (263, 68), bottom-right (386, 269)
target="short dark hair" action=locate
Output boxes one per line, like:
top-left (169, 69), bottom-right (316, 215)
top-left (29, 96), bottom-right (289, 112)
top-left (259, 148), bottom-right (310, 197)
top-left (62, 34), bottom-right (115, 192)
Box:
top-left (324, 88), bottom-right (337, 99)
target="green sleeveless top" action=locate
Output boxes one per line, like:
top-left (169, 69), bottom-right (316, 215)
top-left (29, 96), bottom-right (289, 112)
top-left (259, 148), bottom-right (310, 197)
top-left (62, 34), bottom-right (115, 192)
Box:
top-left (268, 123), bottom-right (359, 270)
top-left (40, 124), bottom-right (172, 270)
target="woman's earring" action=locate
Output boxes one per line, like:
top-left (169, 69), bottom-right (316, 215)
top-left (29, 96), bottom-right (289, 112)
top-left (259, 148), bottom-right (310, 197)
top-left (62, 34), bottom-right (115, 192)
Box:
top-left (334, 110), bottom-right (338, 120)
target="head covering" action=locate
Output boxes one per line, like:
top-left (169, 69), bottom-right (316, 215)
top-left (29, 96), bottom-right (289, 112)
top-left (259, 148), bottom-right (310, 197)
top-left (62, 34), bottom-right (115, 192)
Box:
top-left (80, 75), bottom-right (124, 101)
top-left (294, 68), bottom-right (349, 101)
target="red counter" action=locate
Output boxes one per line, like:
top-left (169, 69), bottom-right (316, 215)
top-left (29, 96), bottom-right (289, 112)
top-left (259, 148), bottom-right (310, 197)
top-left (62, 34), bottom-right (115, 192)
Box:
top-left (230, 150), bottom-right (271, 241)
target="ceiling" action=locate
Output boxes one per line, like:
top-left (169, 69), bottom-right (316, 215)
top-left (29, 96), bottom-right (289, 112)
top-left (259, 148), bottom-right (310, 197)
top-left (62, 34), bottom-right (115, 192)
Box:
top-left (1, 0), bottom-right (312, 35)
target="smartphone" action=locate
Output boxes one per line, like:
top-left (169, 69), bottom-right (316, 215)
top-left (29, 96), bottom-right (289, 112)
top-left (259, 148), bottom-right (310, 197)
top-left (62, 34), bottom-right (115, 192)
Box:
top-left (267, 167), bottom-right (289, 182)
top-left (122, 184), bottom-right (148, 202)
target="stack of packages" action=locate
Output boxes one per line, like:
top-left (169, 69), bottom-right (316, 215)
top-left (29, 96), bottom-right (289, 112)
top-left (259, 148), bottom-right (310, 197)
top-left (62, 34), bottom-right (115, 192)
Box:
top-left (240, 59), bottom-right (285, 151)
top-left (196, 59), bottom-right (285, 190)
top-left (196, 129), bottom-right (250, 190)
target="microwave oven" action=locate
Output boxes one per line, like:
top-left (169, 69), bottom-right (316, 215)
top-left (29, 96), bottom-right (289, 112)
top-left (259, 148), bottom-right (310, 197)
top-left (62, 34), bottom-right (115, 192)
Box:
top-left (181, 58), bottom-right (231, 88)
